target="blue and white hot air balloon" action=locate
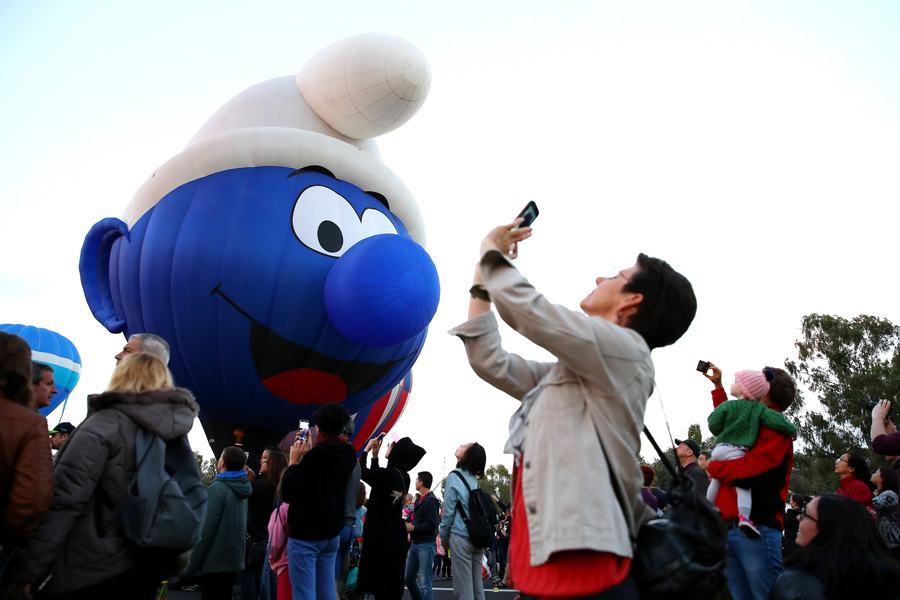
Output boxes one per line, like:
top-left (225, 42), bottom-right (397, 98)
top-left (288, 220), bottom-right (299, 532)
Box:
top-left (78, 34), bottom-right (438, 457)
top-left (0, 324), bottom-right (82, 417)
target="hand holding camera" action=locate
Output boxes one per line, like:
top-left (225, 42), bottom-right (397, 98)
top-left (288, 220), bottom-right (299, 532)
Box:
top-left (290, 435), bottom-right (312, 465)
top-left (869, 399), bottom-right (893, 422)
top-left (697, 360), bottom-right (722, 387)
top-left (479, 202), bottom-right (538, 260)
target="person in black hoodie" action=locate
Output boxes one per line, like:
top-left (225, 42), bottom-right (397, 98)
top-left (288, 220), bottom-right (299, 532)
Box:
top-left (281, 403), bottom-right (358, 600)
top-left (357, 435), bottom-right (426, 600)
top-left (405, 471), bottom-right (440, 600)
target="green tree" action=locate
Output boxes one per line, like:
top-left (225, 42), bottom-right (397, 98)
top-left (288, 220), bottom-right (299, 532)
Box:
top-left (194, 450), bottom-right (218, 486)
top-left (785, 314), bottom-right (900, 492)
top-left (480, 464), bottom-right (511, 506)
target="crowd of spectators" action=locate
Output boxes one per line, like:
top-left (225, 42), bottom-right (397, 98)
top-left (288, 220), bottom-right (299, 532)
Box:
top-left (6, 216), bottom-right (900, 600)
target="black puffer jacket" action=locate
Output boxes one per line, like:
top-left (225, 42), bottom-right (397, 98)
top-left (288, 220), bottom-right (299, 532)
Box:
top-left (15, 388), bottom-right (199, 595)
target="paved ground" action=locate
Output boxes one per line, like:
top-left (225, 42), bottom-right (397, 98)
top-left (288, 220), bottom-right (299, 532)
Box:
top-left (166, 577), bottom-right (519, 599)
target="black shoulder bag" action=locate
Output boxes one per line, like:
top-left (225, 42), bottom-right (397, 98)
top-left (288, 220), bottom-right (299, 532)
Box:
top-left (600, 425), bottom-right (728, 600)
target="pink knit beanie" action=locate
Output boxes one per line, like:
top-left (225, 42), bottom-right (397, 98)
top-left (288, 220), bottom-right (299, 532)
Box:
top-left (735, 370), bottom-right (771, 401)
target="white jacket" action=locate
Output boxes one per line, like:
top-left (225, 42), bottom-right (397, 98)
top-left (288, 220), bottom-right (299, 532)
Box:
top-left (449, 249), bottom-right (655, 566)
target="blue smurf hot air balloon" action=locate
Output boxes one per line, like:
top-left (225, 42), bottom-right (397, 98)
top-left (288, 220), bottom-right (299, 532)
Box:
top-left (0, 324), bottom-right (81, 417)
top-left (79, 34), bottom-right (438, 458)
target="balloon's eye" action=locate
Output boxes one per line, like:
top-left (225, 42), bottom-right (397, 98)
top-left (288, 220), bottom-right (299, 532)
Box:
top-left (291, 186), bottom-right (398, 257)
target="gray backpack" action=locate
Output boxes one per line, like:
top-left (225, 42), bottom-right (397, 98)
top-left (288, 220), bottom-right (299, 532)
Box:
top-left (118, 427), bottom-right (208, 550)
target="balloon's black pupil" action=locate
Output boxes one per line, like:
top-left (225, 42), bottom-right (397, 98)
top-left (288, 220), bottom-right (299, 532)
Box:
top-left (318, 221), bottom-right (343, 253)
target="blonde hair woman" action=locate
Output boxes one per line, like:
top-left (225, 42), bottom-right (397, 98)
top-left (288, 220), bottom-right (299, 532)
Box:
top-left (107, 352), bottom-right (174, 392)
top-left (11, 349), bottom-right (201, 600)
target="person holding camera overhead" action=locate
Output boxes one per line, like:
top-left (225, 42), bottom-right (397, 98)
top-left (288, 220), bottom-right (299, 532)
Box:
top-left (871, 400), bottom-right (900, 469)
top-left (704, 367), bottom-right (798, 539)
top-left (450, 213), bottom-right (697, 598)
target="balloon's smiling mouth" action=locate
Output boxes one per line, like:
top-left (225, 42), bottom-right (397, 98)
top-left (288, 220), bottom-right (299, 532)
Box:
top-left (212, 283), bottom-right (407, 405)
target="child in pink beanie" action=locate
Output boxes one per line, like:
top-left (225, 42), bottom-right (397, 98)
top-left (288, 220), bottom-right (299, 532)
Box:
top-left (706, 369), bottom-right (797, 538)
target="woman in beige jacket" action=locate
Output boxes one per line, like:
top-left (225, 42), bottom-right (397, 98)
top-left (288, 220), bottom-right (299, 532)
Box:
top-left (450, 218), bottom-right (696, 598)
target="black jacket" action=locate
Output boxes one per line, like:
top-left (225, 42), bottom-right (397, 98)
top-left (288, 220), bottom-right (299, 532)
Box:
top-left (409, 491), bottom-right (440, 544)
top-left (282, 442), bottom-right (357, 541)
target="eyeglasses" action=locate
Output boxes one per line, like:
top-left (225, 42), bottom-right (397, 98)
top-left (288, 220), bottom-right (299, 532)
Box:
top-left (799, 507), bottom-right (818, 523)
top-left (836, 457), bottom-right (849, 463)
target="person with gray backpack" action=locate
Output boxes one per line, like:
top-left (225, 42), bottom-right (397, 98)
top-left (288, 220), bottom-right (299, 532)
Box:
top-left (10, 353), bottom-right (205, 600)
top-left (439, 442), bottom-right (489, 600)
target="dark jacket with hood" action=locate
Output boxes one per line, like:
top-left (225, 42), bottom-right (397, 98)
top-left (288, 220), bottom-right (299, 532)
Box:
top-left (356, 437), bottom-right (425, 599)
top-left (187, 472), bottom-right (253, 574)
top-left (14, 388), bottom-right (200, 595)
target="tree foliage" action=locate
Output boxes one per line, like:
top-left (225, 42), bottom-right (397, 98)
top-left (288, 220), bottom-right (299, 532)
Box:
top-left (480, 463), bottom-right (511, 505)
top-left (786, 314), bottom-right (900, 492)
top-left (194, 450), bottom-right (218, 486)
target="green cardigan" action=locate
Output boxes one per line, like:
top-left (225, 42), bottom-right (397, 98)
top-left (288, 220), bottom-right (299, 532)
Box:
top-left (708, 399), bottom-right (797, 447)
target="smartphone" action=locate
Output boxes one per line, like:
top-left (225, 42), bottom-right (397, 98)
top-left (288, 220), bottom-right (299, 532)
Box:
top-left (377, 431), bottom-right (387, 441)
top-left (514, 201), bottom-right (539, 229)
top-left (298, 419), bottom-right (310, 442)
top-left (696, 360), bottom-right (710, 373)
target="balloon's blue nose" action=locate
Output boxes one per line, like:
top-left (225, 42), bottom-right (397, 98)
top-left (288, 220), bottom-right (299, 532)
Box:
top-left (324, 235), bottom-right (440, 347)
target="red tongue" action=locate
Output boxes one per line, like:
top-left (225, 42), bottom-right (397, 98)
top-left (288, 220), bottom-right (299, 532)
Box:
top-left (263, 368), bottom-right (347, 405)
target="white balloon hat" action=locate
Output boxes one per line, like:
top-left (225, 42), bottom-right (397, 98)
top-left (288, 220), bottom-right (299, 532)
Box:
top-left (120, 33), bottom-right (432, 246)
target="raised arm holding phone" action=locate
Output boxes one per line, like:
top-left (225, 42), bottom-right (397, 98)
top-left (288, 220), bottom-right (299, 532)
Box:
top-left (450, 207), bottom-right (696, 597)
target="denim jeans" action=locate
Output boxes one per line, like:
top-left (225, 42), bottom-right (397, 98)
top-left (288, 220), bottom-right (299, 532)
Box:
top-left (405, 540), bottom-right (437, 600)
top-left (288, 535), bottom-right (339, 600)
top-left (724, 524), bottom-right (784, 600)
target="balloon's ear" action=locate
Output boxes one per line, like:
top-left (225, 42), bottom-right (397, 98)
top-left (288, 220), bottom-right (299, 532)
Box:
top-left (79, 218), bottom-right (129, 333)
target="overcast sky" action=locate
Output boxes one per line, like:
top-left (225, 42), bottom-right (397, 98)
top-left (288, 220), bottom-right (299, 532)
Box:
top-left (2, 1), bottom-right (899, 485)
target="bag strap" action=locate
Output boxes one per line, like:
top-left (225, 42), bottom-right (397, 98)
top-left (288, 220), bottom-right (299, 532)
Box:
top-left (593, 421), bottom-right (682, 545)
top-left (450, 470), bottom-right (471, 523)
top-left (642, 426), bottom-right (679, 481)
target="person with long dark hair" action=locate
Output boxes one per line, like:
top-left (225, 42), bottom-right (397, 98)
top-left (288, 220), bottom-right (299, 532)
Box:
top-left (439, 442), bottom-right (488, 600)
top-left (872, 466), bottom-right (900, 561)
top-left (771, 493), bottom-right (900, 599)
top-left (834, 452), bottom-right (874, 510)
top-left (241, 447), bottom-right (288, 600)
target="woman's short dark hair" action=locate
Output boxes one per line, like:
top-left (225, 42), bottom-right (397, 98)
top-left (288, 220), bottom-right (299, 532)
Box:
top-left (787, 493), bottom-right (900, 597)
top-left (846, 453), bottom-right (876, 492)
top-left (640, 465), bottom-right (656, 487)
top-left (791, 494), bottom-right (806, 509)
top-left (456, 442), bottom-right (487, 479)
top-left (0, 332), bottom-right (33, 406)
top-left (622, 254), bottom-right (696, 350)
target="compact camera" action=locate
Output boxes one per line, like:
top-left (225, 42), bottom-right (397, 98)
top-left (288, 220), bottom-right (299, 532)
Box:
top-left (696, 360), bottom-right (711, 374)
top-left (866, 400), bottom-right (892, 415)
